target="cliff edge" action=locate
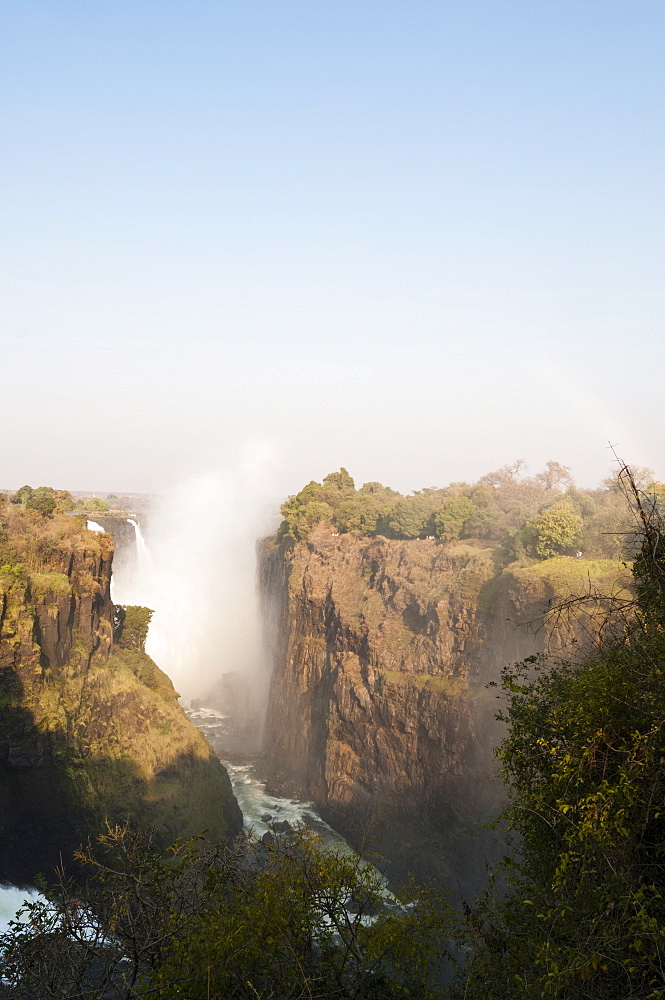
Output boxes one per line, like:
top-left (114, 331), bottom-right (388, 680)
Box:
top-left (260, 524), bottom-right (630, 894)
top-left (0, 502), bottom-right (242, 885)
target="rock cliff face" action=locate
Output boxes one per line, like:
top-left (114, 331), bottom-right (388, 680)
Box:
top-left (260, 526), bottom-right (630, 893)
top-left (0, 510), bottom-right (242, 885)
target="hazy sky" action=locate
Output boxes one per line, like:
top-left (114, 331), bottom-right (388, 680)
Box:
top-left (2, 1), bottom-right (663, 498)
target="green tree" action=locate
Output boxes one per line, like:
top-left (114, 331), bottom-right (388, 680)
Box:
top-left (277, 480), bottom-right (334, 539)
top-left (25, 485), bottom-right (57, 518)
top-left (114, 605), bottom-right (154, 652)
top-left (10, 484), bottom-right (33, 505)
top-left (322, 466), bottom-right (355, 492)
top-left (157, 829), bottom-right (451, 999)
top-left (319, 467), bottom-right (356, 508)
top-left (335, 492), bottom-right (394, 534)
top-left (54, 489), bottom-right (75, 512)
top-left (527, 499), bottom-right (583, 559)
top-left (83, 497), bottom-right (110, 512)
top-left (297, 480), bottom-right (326, 504)
top-left (433, 497), bottom-right (477, 541)
top-left (387, 493), bottom-right (443, 539)
top-left (0, 824), bottom-right (220, 1000)
top-left (360, 481), bottom-right (398, 497)
top-left (564, 484), bottom-right (596, 519)
top-left (462, 484), bottom-right (503, 540)
top-left (279, 499), bottom-right (333, 541)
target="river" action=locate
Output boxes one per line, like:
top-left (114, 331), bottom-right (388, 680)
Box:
top-left (187, 705), bottom-right (357, 855)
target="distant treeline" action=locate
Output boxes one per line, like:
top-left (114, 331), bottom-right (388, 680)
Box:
top-left (278, 462), bottom-right (664, 561)
top-left (2, 485), bottom-right (109, 517)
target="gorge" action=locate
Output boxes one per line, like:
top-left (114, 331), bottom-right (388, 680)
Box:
top-left (0, 467), bottom-right (634, 903)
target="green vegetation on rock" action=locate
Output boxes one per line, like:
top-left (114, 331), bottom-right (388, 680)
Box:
top-left (29, 570), bottom-right (72, 596)
top-left (113, 605), bottom-right (154, 651)
top-left (276, 461), bottom-right (661, 567)
top-left (0, 496), bottom-right (241, 885)
top-left (263, 463), bottom-right (644, 916)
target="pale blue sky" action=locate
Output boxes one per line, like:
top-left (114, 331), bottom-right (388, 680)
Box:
top-left (1, 1), bottom-right (663, 495)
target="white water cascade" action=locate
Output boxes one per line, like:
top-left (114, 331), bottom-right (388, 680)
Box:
top-left (0, 885), bottom-right (40, 935)
top-left (189, 706), bottom-right (362, 853)
top-left (86, 520), bottom-right (105, 533)
top-left (110, 518), bottom-right (154, 608)
top-left (127, 518), bottom-right (151, 572)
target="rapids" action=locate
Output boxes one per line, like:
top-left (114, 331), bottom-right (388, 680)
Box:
top-left (0, 885), bottom-right (40, 936)
top-left (188, 706), bottom-right (358, 855)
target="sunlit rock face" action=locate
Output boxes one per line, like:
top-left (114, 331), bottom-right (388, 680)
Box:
top-left (0, 512), bottom-right (242, 886)
top-left (259, 525), bottom-right (629, 894)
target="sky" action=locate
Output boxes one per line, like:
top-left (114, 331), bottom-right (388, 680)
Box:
top-left (1, 0), bottom-right (664, 499)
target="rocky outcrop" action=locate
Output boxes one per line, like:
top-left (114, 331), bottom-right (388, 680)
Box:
top-left (0, 512), bottom-right (242, 885)
top-left (260, 526), bottom-right (630, 894)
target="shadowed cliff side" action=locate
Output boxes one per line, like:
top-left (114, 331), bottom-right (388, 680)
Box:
top-left (259, 524), bottom-right (631, 898)
top-left (0, 503), bottom-right (242, 886)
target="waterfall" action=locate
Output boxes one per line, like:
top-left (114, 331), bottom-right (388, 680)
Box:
top-left (126, 518), bottom-right (152, 573)
top-left (109, 464), bottom-right (275, 708)
top-left (110, 517), bottom-right (153, 607)
top-left (86, 520), bottom-right (105, 533)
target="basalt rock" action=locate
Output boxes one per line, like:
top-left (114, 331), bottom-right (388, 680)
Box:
top-left (259, 525), bottom-right (630, 896)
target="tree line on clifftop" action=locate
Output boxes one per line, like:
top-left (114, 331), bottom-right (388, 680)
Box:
top-left (4, 484), bottom-right (110, 517)
top-left (277, 461), bottom-right (664, 564)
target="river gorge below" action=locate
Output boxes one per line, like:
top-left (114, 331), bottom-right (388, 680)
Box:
top-left (187, 705), bottom-right (363, 855)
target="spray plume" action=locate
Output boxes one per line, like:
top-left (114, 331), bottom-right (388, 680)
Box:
top-left (111, 451), bottom-right (277, 711)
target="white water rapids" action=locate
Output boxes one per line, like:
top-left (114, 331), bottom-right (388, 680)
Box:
top-left (188, 706), bottom-right (356, 853)
top-left (0, 885), bottom-right (40, 936)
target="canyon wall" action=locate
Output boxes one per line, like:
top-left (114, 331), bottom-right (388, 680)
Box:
top-left (0, 512), bottom-right (241, 885)
top-left (260, 525), bottom-right (630, 895)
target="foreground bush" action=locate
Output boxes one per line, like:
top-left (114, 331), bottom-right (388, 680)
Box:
top-left (0, 822), bottom-right (453, 999)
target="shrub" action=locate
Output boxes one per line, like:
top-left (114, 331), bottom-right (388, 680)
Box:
top-left (0, 823), bottom-right (453, 1000)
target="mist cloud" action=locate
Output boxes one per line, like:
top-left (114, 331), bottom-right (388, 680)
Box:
top-left (111, 449), bottom-right (277, 703)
